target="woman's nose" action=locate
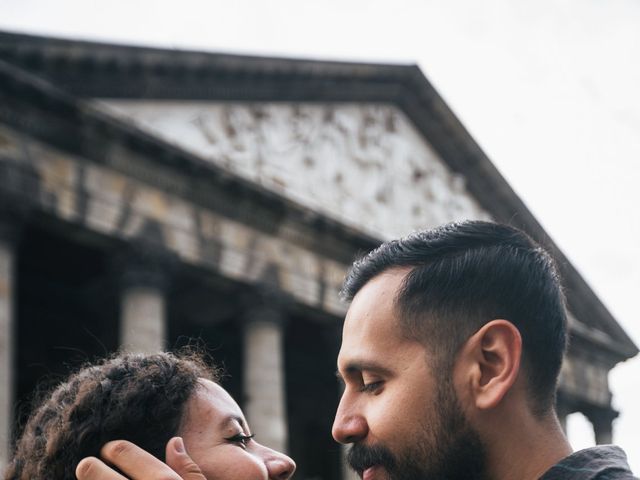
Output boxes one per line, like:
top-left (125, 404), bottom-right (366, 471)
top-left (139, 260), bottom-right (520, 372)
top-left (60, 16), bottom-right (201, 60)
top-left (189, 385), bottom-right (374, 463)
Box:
top-left (265, 450), bottom-right (296, 480)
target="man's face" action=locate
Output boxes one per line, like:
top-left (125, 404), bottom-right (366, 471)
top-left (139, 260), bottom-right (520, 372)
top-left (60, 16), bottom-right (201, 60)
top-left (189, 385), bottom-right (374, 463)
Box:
top-left (332, 269), bottom-right (486, 480)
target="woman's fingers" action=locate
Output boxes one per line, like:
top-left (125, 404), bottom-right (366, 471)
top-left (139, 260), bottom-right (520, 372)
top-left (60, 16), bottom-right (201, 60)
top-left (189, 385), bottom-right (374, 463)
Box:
top-left (99, 440), bottom-right (184, 480)
top-left (76, 456), bottom-right (129, 480)
top-left (75, 439), bottom-right (205, 480)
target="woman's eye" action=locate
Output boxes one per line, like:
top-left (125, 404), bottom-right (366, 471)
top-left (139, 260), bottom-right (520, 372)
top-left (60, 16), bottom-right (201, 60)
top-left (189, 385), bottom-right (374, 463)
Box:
top-left (225, 433), bottom-right (254, 448)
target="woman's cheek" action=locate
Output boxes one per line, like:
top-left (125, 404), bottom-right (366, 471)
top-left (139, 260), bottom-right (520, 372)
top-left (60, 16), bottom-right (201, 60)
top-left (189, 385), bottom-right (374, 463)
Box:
top-left (196, 447), bottom-right (268, 480)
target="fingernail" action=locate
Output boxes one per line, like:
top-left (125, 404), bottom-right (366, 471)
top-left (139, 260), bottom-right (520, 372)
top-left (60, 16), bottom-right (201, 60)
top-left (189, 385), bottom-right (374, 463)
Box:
top-left (174, 437), bottom-right (185, 453)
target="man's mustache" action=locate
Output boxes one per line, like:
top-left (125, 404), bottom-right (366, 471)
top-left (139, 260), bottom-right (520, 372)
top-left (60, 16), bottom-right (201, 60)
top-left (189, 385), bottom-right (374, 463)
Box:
top-left (347, 443), bottom-right (397, 473)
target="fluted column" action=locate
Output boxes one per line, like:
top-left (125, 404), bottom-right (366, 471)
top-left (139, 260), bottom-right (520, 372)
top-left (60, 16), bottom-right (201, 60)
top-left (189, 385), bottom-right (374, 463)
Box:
top-left (0, 221), bottom-right (19, 472)
top-left (117, 249), bottom-right (172, 354)
top-left (243, 303), bottom-right (288, 453)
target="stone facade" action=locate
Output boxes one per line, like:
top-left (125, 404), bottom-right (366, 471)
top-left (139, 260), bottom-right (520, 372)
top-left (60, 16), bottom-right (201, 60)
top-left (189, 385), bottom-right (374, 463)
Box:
top-left (0, 32), bottom-right (637, 479)
top-left (0, 124), bottom-right (348, 316)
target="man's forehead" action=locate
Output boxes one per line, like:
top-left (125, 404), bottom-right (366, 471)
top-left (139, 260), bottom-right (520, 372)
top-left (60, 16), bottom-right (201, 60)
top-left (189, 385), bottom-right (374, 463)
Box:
top-left (342, 269), bottom-right (409, 333)
top-left (338, 268), bottom-right (420, 369)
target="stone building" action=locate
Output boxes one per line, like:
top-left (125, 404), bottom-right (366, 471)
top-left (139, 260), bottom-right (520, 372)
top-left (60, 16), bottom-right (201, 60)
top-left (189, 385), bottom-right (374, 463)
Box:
top-left (0, 31), bottom-right (637, 478)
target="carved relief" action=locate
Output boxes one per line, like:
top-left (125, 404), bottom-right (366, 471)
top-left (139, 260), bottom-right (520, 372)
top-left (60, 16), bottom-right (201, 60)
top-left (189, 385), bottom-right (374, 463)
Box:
top-left (103, 101), bottom-right (491, 239)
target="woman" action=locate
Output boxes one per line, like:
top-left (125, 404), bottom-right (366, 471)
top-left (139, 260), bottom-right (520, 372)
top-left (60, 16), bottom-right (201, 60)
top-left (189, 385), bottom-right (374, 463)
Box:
top-left (5, 352), bottom-right (295, 480)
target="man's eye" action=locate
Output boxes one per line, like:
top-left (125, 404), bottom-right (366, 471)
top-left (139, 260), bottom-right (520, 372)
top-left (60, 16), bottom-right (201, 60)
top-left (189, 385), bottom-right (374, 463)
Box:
top-left (225, 433), bottom-right (255, 448)
top-left (359, 381), bottom-right (383, 393)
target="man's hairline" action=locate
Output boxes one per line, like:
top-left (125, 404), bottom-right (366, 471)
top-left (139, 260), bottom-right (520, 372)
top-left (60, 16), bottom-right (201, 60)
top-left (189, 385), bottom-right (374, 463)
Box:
top-left (345, 265), bottom-right (444, 360)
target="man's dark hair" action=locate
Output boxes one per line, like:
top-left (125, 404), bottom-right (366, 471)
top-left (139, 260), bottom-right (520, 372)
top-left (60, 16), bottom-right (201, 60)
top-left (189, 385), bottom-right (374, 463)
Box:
top-left (341, 220), bottom-right (568, 416)
top-left (5, 351), bottom-right (220, 480)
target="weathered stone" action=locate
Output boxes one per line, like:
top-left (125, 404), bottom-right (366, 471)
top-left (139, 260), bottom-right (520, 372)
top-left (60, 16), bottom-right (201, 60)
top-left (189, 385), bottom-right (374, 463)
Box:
top-left (0, 126), bottom-right (353, 316)
top-left (115, 246), bottom-right (174, 354)
top-left (101, 102), bottom-right (491, 239)
top-left (0, 229), bottom-right (16, 472)
top-left (120, 286), bottom-right (166, 354)
top-left (559, 354), bottom-right (611, 407)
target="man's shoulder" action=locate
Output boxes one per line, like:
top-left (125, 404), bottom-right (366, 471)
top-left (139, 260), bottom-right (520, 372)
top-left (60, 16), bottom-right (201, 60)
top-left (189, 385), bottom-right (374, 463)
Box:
top-left (540, 445), bottom-right (637, 480)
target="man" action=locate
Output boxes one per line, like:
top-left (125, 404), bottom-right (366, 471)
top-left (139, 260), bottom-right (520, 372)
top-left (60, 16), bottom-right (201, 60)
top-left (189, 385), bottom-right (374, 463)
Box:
top-left (76, 221), bottom-right (636, 479)
top-left (331, 220), bottom-right (636, 480)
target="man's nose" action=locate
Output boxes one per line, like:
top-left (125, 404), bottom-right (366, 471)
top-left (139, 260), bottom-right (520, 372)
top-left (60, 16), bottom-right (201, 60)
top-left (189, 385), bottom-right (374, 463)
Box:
top-left (332, 397), bottom-right (369, 444)
top-left (265, 449), bottom-right (296, 480)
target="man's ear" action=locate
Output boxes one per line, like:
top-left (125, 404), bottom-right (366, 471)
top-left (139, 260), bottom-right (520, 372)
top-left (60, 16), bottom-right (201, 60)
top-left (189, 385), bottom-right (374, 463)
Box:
top-left (457, 319), bottom-right (522, 411)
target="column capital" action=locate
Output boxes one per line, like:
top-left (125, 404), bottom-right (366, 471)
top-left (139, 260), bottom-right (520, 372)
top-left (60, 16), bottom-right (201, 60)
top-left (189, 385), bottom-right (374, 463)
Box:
top-left (585, 404), bottom-right (619, 428)
top-left (240, 286), bottom-right (290, 327)
top-left (584, 404), bottom-right (618, 445)
top-left (0, 205), bottom-right (29, 246)
top-left (112, 242), bottom-right (178, 293)
top-left (0, 158), bottom-right (37, 233)
top-left (0, 221), bottom-right (20, 246)
top-left (585, 404), bottom-right (619, 420)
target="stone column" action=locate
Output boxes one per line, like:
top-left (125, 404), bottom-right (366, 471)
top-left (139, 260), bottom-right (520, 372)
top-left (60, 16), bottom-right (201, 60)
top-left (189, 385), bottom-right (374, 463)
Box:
top-left (117, 249), bottom-right (171, 354)
top-left (243, 304), bottom-right (288, 453)
top-left (0, 158), bottom-right (35, 471)
top-left (120, 284), bottom-right (166, 353)
top-left (593, 422), bottom-right (613, 445)
top-left (0, 222), bottom-right (18, 472)
top-left (588, 407), bottom-right (618, 445)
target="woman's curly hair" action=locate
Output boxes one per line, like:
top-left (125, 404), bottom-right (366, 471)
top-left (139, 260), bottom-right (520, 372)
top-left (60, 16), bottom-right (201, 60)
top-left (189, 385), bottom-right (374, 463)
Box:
top-left (5, 351), bottom-right (220, 480)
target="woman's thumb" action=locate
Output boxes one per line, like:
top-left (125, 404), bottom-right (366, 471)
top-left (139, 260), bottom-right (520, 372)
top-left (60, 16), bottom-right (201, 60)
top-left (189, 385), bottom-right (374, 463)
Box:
top-left (165, 437), bottom-right (207, 480)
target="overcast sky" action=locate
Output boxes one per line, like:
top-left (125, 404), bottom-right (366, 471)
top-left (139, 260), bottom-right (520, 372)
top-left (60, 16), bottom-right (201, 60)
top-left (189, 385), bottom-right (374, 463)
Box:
top-left (2, 0), bottom-right (639, 472)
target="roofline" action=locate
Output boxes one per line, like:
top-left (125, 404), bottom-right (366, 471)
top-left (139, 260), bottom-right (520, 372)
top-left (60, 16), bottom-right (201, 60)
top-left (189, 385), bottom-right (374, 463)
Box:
top-left (0, 30), bottom-right (636, 359)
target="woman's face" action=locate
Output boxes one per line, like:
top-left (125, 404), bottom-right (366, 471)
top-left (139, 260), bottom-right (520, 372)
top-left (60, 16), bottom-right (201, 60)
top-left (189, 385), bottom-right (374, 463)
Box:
top-left (179, 379), bottom-right (295, 480)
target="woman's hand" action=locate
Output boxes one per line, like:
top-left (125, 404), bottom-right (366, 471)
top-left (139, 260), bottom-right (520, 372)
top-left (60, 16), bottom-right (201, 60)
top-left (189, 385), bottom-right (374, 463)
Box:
top-left (75, 437), bottom-right (206, 480)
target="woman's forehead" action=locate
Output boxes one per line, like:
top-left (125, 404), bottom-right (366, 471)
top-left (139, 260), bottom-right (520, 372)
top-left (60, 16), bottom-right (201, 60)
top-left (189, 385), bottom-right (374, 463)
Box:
top-left (192, 378), bottom-right (245, 421)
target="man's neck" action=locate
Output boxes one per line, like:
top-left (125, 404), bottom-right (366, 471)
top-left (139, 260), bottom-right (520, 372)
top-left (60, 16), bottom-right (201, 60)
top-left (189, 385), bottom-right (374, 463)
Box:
top-left (484, 410), bottom-right (573, 480)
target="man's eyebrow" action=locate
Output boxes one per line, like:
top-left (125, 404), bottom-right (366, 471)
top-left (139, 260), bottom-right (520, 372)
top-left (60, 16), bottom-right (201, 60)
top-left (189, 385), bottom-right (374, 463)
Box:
top-left (336, 361), bottom-right (394, 379)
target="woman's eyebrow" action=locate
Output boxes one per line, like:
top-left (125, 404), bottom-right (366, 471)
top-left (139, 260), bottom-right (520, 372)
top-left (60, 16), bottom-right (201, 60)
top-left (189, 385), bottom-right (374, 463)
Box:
top-left (221, 414), bottom-right (246, 430)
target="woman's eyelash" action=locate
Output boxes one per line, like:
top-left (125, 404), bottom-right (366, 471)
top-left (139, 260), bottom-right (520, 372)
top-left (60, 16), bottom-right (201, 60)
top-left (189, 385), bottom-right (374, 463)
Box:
top-left (225, 433), bottom-right (255, 446)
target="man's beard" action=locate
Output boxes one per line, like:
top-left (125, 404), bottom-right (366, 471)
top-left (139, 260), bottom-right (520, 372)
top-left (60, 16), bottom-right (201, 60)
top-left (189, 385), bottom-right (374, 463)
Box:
top-left (347, 379), bottom-right (486, 480)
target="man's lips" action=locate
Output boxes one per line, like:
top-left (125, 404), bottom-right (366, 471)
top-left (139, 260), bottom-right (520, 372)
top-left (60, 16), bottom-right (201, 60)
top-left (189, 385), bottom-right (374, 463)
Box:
top-left (361, 465), bottom-right (382, 480)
